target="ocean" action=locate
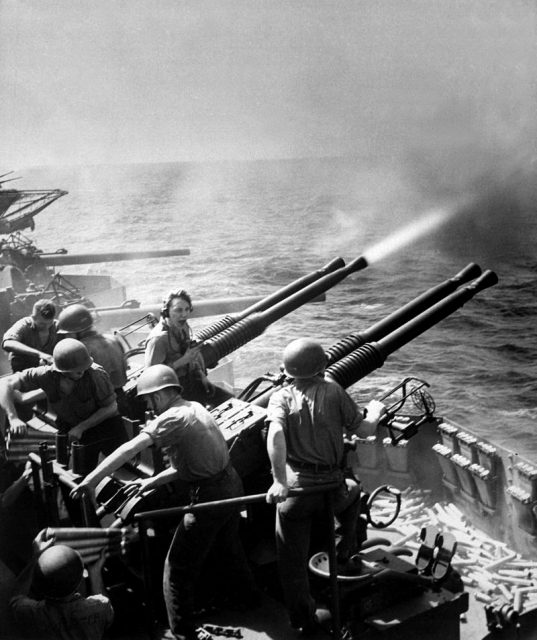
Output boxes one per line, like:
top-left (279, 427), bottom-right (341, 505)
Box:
top-left (19, 156), bottom-right (537, 457)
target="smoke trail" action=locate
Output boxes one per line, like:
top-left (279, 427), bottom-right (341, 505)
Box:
top-left (362, 206), bottom-right (455, 265)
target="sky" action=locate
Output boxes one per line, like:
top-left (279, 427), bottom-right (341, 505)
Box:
top-left (1, 0), bottom-right (536, 168)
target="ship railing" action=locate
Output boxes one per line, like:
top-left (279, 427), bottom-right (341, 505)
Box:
top-left (134, 483), bottom-right (345, 640)
top-left (112, 313), bottom-right (159, 352)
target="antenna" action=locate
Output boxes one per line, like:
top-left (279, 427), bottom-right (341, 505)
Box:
top-left (0, 176), bottom-right (22, 188)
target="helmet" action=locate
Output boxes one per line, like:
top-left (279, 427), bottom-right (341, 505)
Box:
top-left (283, 338), bottom-right (327, 379)
top-left (57, 304), bottom-right (94, 333)
top-left (53, 338), bottom-right (93, 372)
top-left (34, 545), bottom-right (83, 599)
top-left (136, 364), bottom-right (183, 396)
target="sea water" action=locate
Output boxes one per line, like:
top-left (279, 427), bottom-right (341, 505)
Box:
top-left (20, 157), bottom-right (537, 457)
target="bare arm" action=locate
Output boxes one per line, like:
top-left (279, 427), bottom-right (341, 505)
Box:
top-left (266, 421), bottom-right (289, 504)
top-left (86, 550), bottom-right (107, 595)
top-left (124, 465), bottom-right (180, 497)
top-left (3, 339), bottom-right (53, 364)
top-left (0, 461), bottom-right (32, 509)
top-left (70, 431), bottom-right (154, 499)
top-left (346, 399), bottom-right (387, 444)
top-left (69, 400), bottom-right (119, 441)
top-left (0, 376), bottom-right (28, 436)
top-left (357, 399), bottom-right (387, 437)
top-left (139, 465), bottom-right (179, 489)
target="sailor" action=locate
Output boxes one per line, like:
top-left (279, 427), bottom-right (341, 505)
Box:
top-left (9, 530), bottom-right (113, 640)
top-left (70, 364), bottom-right (259, 640)
top-left (265, 338), bottom-right (386, 634)
top-left (0, 338), bottom-right (129, 473)
top-left (2, 298), bottom-right (60, 372)
top-left (144, 289), bottom-right (213, 403)
top-left (57, 303), bottom-right (129, 415)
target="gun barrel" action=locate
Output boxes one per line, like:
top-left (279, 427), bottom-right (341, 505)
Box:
top-left (325, 270), bottom-right (498, 389)
top-left (200, 256), bottom-right (368, 368)
top-left (325, 262), bottom-right (482, 365)
top-left (194, 256), bottom-right (345, 342)
top-left (249, 264), bottom-right (485, 407)
top-left (39, 248), bottom-right (191, 266)
top-left (93, 294), bottom-right (325, 334)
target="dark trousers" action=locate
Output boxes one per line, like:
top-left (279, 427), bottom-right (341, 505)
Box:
top-left (163, 465), bottom-right (257, 640)
top-left (276, 475), bottom-right (360, 628)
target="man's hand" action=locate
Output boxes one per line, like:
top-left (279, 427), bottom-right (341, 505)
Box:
top-left (175, 345), bottom-right (201, 368)
top-left (68, 425), bottom-right (85, 442)
top-left (343, 434), bottom-right (359, 450)
top-left (123, 478), bottom-right (154, 498)
top-left (22, 460), bottom-right (33, 481)
top-left (9, 417), bottom-right (28, 438)
top-left (39, 354), bottom-right (54, 366)
top-left (32, 529), bottom-right (54, 558)
top-left (266, 480), bottom-right (289, 504)
top-left (365, 399), bottom-right (387, 424)
top-left (70, 482), bottom-right (95, 503)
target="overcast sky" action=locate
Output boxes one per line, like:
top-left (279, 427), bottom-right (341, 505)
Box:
top-left (1, 0), bottom-right (536, 168)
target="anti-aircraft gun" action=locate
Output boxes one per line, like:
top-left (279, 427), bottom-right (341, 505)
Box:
top-left (108, 261), bottom-right (496, 485)
top-left (17, 257), bottom-right (480, 523)
top-left (19, 263), bottom-right (498, 639)
top-left (238, 262), bottom-right (483, 405)
top-left (208, 267), bottom-right (497, 480)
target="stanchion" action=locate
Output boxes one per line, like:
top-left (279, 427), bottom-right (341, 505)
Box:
top-left (39, 442), bottom-right (59, 526)
top-left (325, 491), bottom-right (341, 640)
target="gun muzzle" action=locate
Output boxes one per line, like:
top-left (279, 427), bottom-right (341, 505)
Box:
top-left (325, 270), bottom-right (498, 389)
top-left (325, 262), bottom-right (482, 365)
top-left (194, 256), bottom-right (345, 342)
top-left (249, 264), bottom-right (485, 407)
top-left (200, 256), bottom-right (369, 368)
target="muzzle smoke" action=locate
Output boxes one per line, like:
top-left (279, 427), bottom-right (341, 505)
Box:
top-left (362, 207), bottom-right (455, 265)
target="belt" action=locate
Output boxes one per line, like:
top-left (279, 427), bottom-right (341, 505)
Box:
top-left (288, 459), bottom-right (341, 473)
top-left (187, 463), bottom-right (231, 488)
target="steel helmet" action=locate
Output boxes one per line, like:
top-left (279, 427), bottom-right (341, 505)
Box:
top-left (283, 338), bottom-right (327, 379)
top-left (34, 545), bottom-right (84, 599)
top-left (136, 364), bottom-right (183, 396)
top-left (53, 338), bottom-right (93, 372)
top-left (57, 304), bottom-right (94, 333)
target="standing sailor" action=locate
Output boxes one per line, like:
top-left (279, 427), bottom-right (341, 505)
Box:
top-left (265, 338), bottom-right (386, 634)
top-left (70, 364), bottom-right (259, 640)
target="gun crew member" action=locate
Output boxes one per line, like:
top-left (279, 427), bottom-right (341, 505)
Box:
top-left (57, 303), bottom-right (128, 414)
top-left (2, 298), bottom-right (60, 372)
top-left (266, 338), bottom-right (386, 635)
top-left (144, 289), bottom-right (212, 403)
top-left (70, 364), bottom-right (259, 640)
top-left (9, 530), bottom-right (113, 640)
top-left (0, 338), bottom-right (128, 473)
